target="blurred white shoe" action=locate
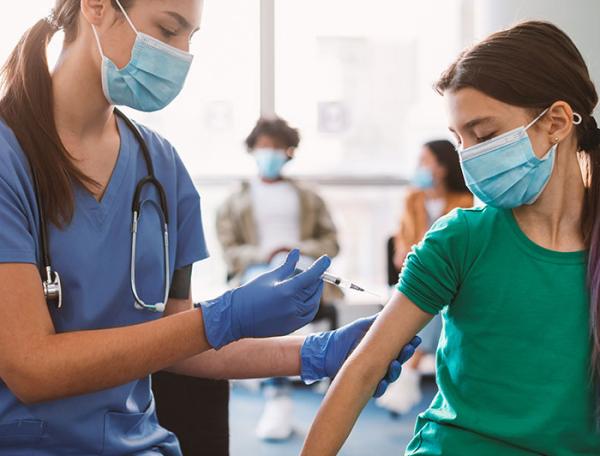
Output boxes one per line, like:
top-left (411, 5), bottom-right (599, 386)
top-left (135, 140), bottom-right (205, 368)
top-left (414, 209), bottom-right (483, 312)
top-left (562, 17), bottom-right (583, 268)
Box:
top-left (233, 378), bottom-right (262, 393)
top-left (376, 367), bottom-right (422, 415)
top-left (312, 378), bottom-right (331, 395)
top-left (255, 394), bottom-right (294, 441)
top-left (418, 353), bottom-right (436, 375)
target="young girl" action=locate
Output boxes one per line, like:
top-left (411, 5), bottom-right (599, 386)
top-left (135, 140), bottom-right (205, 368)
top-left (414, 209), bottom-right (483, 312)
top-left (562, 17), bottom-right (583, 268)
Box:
top-left (302, 20), bottom-right (600, 455)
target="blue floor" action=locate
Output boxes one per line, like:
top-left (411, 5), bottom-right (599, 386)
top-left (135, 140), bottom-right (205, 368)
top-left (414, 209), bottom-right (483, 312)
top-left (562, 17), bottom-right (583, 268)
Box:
top-left (230, 379), bottom-right (437, 456)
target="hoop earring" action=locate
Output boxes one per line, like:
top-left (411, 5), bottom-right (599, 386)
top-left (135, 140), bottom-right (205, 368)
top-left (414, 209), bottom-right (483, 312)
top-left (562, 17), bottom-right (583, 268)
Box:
top-left (573, 112), bottom-right (583, 125)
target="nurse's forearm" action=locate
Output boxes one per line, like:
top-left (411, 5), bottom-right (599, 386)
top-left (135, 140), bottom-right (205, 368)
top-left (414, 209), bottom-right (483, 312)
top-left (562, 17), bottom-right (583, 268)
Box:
top-left (9, 309), bottom-right (212, 404)
top-left (168, 336), bottom-right (305, 379)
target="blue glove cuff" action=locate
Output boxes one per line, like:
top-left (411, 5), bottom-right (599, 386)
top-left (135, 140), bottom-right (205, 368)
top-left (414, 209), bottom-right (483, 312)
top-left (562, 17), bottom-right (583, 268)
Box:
top-left (196, 290), bottom-right (239, 350)
top-left (300, 331), bottom-right (333, 384)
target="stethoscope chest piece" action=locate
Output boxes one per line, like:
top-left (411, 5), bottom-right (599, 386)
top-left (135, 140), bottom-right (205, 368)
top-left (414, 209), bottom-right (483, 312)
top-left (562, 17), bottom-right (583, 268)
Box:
top-left (43, 266), bottom-right (62, 309)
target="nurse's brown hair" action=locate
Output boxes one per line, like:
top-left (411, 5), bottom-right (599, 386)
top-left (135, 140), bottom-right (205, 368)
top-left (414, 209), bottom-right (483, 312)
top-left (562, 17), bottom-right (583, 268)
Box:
top-left (436, 21), bottom-right (600, 408)
top-left (0, 0), bottom-right (133, 227)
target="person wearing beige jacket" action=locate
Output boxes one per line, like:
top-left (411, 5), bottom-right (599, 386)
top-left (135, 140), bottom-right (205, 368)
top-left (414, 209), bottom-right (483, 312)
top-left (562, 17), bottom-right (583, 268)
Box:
top-left (216, 116), bottom-right (341, 441)
top-left (217, 179), bottom-right (340, 294)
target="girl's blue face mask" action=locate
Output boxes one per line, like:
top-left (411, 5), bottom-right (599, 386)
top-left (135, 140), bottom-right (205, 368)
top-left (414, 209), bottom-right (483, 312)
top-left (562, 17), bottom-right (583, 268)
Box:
top-left (91, 0), bottom-right (193, 112)
top-left (458, 108), bottom-right (558, 208)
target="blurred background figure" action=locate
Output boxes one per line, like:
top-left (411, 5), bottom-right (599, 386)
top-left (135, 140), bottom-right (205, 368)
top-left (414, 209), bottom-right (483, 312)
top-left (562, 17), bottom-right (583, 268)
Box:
top-left (380, 140), bottom-right (473, 415)
top-left (216, 116), bottom-right (341, 441)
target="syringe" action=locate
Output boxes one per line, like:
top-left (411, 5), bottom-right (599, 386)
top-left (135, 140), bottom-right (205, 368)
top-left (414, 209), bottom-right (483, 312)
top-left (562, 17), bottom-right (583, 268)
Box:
top-left (296, 269), bottom-right (381, 299)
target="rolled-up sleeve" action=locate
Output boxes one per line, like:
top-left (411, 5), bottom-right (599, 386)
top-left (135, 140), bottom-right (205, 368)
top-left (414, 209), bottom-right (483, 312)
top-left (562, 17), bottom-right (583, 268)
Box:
top-left (397, 209), bottom-right (470, 315)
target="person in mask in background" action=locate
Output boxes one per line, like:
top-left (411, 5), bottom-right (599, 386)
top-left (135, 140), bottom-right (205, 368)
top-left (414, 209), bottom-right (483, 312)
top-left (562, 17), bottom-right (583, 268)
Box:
top-left (216, 116), bottom-right (342, 441)
top-left (380, 140), bottom-right (473, 415)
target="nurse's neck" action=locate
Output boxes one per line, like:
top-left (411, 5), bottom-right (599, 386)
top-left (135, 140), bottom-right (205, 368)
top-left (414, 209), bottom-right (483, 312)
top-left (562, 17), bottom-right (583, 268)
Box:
top-left (51, 37), bottom-right (116, 140)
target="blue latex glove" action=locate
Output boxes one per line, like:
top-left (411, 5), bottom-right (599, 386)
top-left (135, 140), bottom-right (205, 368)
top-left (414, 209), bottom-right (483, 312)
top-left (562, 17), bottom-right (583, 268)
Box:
top-left (198, 249), bottom-right (331, 349)
top-left (300, 314), bottom-right (421, 397)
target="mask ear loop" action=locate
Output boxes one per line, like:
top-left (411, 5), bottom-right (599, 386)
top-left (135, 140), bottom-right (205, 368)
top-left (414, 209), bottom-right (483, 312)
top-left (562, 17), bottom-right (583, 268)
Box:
top-left (525, 108), bottom-right (550, 131)
top-left (114, 0), bottom-right (139, 35)
top-left (91, 25), bottom-right (105, 57)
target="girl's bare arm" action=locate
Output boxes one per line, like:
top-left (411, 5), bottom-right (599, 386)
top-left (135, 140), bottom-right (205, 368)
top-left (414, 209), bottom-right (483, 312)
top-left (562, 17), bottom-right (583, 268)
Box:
top-left (301, 291), bottom-right (433, 455)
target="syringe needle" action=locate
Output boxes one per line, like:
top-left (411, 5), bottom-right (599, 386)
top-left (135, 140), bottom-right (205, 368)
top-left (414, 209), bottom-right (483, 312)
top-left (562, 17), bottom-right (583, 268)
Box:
top-left (350, 283), bottom-right (382, 299)
top-left (296, 268), bottom-right (381, 298)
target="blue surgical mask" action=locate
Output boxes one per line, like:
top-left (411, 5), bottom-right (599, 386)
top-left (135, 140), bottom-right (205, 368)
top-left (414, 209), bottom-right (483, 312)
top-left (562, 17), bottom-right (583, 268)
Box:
top-left (459, 108), bottom-right (558, 208)
top-left (254, 148), bottom-right (288, 180)
top-left (412, 167), bottom-right (435, 189)
top-left (91, 0), bottom-right (193, 112)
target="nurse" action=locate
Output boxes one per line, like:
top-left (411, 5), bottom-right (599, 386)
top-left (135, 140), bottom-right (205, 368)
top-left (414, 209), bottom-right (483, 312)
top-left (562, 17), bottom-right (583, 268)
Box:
top-left (0, 1), bottom-right (419, 454)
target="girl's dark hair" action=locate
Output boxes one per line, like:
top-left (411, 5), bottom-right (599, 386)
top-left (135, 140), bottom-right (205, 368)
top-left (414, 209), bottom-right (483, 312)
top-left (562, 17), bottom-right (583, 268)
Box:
top-left (436, 20), bottom-right (600, 403)
top-left (424, 139), bottom-right (468, 193)
top-left (0, 0), bottom-right (132, 227)
top-left (245, 116), bottom-right (300, 151)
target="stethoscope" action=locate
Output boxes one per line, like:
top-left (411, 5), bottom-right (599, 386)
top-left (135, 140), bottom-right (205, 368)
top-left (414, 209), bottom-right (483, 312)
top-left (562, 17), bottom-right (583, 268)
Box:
top-left (32, 108), bottom-right (170, 313)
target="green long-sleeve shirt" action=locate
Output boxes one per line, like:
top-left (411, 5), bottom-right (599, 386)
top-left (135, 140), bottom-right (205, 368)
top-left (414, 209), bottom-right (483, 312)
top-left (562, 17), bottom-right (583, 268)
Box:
top-left (398, 206), bottom-right (600, 455)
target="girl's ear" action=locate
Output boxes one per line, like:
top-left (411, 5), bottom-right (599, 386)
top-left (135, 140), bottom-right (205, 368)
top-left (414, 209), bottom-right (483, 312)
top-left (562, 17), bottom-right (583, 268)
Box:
top-left (547, 100), bottom-right (577, 144)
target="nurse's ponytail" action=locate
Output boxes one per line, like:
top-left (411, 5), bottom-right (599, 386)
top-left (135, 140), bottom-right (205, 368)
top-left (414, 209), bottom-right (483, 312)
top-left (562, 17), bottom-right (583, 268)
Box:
top-left (435, 21), bottom-right (600, 414)
top-left (0, 0), bottom-right (131, 227)
top-left (0, 2), bottom-right (85, 227)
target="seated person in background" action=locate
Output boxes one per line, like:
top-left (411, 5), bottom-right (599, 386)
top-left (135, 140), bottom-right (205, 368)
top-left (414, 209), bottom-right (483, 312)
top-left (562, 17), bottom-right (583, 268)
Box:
top-left (379, 140), bottom-right (473, 415)
top-left (216, 116), bottom-right (341, 441)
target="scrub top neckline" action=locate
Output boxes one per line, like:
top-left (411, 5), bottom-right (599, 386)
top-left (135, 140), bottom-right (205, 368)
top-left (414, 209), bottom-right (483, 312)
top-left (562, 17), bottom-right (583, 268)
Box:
top-left (75, 115), bottom-right (133, 225)
top-left (500, 207), bottom-right (587, 264)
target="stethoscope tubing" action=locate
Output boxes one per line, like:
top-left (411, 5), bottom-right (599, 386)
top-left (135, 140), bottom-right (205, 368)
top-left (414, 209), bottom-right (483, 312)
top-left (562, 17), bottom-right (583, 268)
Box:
top-left (30, 108), bottom-right (171, 312)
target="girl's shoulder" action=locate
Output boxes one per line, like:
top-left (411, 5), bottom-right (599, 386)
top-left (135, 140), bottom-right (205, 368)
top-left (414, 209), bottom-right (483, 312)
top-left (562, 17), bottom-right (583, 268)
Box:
top-left (429, 205), bottom-right (504, 245)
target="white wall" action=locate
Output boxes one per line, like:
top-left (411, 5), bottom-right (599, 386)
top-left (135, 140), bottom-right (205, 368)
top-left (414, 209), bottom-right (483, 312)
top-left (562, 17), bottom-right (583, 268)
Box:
top-left (473, 0), bottom-right (600, 118)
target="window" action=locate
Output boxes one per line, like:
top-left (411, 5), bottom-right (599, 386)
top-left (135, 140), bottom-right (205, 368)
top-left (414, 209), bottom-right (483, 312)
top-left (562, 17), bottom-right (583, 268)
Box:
top-left (275, 0), bottom-right (465, 178)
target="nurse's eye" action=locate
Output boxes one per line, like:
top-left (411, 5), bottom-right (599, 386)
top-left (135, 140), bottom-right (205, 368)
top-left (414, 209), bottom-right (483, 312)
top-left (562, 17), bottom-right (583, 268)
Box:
top-left (159, 25), bottom-right (178, 39)
top-left (476, 132), bottom-right (496, 143)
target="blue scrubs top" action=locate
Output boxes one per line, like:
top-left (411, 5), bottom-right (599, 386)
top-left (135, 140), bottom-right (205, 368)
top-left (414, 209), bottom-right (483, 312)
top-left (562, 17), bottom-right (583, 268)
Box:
top-left (0, 116), bottom-right (209, 455)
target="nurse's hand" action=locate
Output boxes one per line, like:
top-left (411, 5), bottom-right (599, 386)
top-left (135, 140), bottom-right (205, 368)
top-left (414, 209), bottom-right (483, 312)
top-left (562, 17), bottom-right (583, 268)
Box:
top-left (198, 249), bottom-right (330, 349)
top-left (300, 315), bottom-right (421, 397)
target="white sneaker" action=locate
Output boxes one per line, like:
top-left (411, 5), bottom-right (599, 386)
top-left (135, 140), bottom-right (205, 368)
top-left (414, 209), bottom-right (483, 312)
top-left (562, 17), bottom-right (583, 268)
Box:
top-left (418, 353), bottom-right (436, 375)
top-left (312, 378), bottom-right (331, 395)
top-left (255, 395), bottom-right (294, 441)
top-left (233, 378), bottom-right (262, 393)
top-left (376, 367), bottom-right (422, 415)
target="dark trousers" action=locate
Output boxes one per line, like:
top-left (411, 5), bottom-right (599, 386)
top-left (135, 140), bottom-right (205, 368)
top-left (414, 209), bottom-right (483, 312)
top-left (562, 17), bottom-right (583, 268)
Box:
top-left (152, 372), bottom-right (230, 456)
top-left (387, 236), bottom-right (401, 287)
top-left (314, 301), bottom-right (338, 329)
